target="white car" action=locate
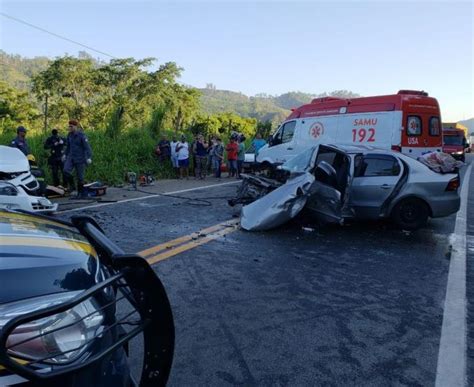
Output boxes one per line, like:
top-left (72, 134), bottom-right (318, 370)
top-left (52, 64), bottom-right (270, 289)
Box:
top-left (0, 146), bottom-right (58, 213)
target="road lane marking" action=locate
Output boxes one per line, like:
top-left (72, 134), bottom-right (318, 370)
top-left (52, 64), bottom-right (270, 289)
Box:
top-left (435, 163), bottom-right (472, 387)
top-left (145, 220), bottom-right (239, 265)
top-left (138, 219), bottom-right (239, 258)
top-left (57, 181), bottom-right (239, 214)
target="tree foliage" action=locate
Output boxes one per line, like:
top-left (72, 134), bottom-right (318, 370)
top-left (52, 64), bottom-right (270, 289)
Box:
top-left (0, 81), bottom-right (41, 134)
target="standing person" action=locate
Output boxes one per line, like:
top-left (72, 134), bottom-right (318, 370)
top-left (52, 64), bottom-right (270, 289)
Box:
top-left (190, 135), bottom-right (198, 177)
top-left (10, 126), bottom-right (30, 156)
top-left (157, 136), bottom-right (171, 162)
top-left (212, 138), bottom-right (224, 179)
top-left (207, 136), bottom-right (216, 175)
top-left (252, 133), bottom-right (267, 156)
top-left (225, 135), bottom-right (239, 178)
top-left (63, 119), bottom-right (92, 196)
top-left (237, 135), bottom-right (246, 178)
top-left (170, 136), bottom-right (179, 178)
top-left (44, 128), bottom-right (66, 187)
top-left (176, 134), bottom-right (190, 179)
top-left (195, 134), bottom-right (208, 180)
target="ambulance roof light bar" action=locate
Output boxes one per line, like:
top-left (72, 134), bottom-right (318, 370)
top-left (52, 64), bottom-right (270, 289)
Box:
top-left (397, 90), bottom-right (429, 96)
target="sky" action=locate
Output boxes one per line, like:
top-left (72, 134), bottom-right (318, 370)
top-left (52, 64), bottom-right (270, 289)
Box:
top-left (0, 0), bottom-right (473, 121)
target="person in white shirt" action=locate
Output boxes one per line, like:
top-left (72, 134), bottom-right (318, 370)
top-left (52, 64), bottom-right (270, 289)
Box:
top-left (170, 136), bottom-right (179, 177)
top-left (175, 135), bottom-right (189, 179)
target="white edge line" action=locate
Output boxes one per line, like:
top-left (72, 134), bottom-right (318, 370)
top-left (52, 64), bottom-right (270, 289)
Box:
top-left (435, 162), bottom-right (472, 387)
top-left (57, 181), bottom-right (239, 214)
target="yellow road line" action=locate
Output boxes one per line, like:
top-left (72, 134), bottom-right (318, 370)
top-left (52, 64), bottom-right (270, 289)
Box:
top-left (138, 219), bottom-right (239, 258)
top-left (145, 221), bottom-right (239, 265)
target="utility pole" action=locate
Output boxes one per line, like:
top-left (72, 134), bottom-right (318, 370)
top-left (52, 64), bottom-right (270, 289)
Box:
top-left (43, 94), bottom-right (48, 133)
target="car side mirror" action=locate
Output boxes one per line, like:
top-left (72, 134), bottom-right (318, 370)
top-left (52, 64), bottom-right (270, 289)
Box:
top-left (268, 136), bottom-right (273, 146)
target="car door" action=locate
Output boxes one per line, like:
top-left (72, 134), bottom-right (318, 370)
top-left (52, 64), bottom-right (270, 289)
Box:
top-left (305, 146), bottom-right (352, 224)
top-left (269, 120), bottom-right (297, 164)
top-left (349, 154), bottom-right (403, 218)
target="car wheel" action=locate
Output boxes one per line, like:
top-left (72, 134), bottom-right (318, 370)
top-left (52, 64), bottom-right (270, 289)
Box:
top-left (392, 198), bottom-right (430, 230)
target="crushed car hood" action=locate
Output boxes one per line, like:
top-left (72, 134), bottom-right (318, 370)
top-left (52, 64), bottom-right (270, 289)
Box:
top-left (0, 145), bottom-right (30, 174)
top-left (241, 172), bottom-right (315, 231)
top-left (0, 211), bottom-right (99, 303)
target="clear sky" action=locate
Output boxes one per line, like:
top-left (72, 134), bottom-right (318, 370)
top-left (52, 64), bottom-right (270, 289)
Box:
top-left (0, 0), bottom-right (473, 121)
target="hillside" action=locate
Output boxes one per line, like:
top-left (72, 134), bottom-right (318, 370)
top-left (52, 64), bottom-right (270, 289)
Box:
top-left (199, 88), bottom-right (360, 125)
top-left (0, 50), bottom-right (50, 91)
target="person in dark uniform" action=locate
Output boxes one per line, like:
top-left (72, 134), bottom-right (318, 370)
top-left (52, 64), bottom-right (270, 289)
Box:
top-left (44, 128), bottom-right (66, 187)
top-left (10, 126), bottom-right (30, 156)
top-left (63, 120), bottom-right (92, 196)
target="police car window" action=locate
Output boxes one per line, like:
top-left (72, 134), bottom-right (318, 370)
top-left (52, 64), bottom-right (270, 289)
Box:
top-left (407, 116), bottom-right (422, 136)
top-left (282, 121), bottom-right (296, 143)
top-left (355, 156), bottom-right (401, 177)
top-left (429, 117), bottom-right (440, 136)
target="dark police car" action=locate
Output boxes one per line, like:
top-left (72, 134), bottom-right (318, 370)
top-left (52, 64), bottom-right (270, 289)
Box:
top-left (0, 210), bottom-right (174, 386)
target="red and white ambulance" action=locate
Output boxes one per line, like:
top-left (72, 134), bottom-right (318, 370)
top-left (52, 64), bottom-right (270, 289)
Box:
top-left (257, 90), bottom-right (443, 166)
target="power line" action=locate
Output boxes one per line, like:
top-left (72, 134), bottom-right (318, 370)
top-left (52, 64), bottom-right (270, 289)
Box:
top-left (0, 12), bottom-right (117, 59)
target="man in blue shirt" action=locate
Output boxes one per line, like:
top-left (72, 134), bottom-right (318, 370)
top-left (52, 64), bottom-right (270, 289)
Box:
top-left (10, 126), bottom-right (30, 156)
top-left (252, 133), bottom-right (266, 156)
top-left (63, 120), bottom-right (92, 196)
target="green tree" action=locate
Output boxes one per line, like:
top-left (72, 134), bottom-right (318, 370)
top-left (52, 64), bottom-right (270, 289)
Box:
top-left (0, 81), bottom-right (41, 134)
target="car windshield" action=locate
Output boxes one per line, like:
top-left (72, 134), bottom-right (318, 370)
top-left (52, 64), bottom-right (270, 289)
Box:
top-left (281, 147), bottom-right (315, 172)
top-left (443, 136), bottom-right (464, 145)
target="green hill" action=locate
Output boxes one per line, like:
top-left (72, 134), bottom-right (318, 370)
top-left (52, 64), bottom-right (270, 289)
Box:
top-left (198, 88), bottom-right (360, 126)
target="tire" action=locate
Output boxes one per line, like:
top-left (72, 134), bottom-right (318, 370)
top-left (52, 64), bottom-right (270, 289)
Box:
top-left (391, 198), bottom-right (430, 230)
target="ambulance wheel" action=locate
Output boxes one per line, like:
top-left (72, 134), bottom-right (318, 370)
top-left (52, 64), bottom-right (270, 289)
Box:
top-left (392, 198), bottom-right (429, 230)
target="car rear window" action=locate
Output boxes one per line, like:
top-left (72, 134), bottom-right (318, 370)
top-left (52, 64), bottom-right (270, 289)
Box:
top-left (355, 155), bottom-right (401, 177)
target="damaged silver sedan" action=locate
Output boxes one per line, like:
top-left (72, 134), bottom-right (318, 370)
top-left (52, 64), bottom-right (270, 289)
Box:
top-left (230, 145), bottom-right (461, 231)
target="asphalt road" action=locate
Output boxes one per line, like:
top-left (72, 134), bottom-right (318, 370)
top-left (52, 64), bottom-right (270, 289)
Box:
top-left (58, 157), bottom-right (473, 386)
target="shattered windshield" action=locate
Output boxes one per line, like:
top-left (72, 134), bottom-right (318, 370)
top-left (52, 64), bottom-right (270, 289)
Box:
top-left (281, 147), bottom-right (316, 173)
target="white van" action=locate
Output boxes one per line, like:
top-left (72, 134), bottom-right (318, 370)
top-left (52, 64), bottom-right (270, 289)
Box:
top-left (256, 91), bottom-right (443, 167)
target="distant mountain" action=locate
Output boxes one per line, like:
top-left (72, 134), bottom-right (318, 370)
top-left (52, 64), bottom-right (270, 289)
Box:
top-left (0, 50), bottom-right (50, 90)
top-left (199, 88), bottom-right (360, 125)
top-left (459, 118), bottom-right (474, 135)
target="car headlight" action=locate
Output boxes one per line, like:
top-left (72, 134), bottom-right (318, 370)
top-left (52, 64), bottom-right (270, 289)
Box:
top-left (453, 151), bottom-right (464, 155)
top-left (0, 292), bottom-right (104, 364)
top-left (0, 182), bottom-right (18, 196)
